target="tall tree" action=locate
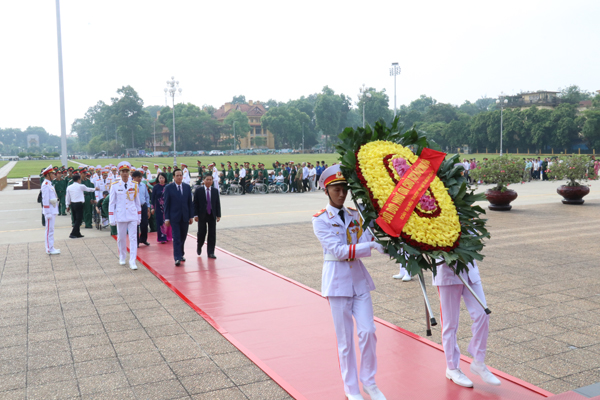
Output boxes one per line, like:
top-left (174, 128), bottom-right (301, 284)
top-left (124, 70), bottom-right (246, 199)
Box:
top-left (261, 106), bottom-right (311, 149)
top-left (357, 88), bottom-right (392, 127)
top-left (232, 95), bottom-right (246, 104)
top-left (559, 85), bottom-right (593, 104)
top-left (223, 110), bottom-right (251, 150)
top-left (315, 86), bottom-right (344, 152)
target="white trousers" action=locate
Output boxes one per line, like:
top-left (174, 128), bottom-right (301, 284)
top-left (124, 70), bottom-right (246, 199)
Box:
top-left (438, 283), bottom-right (489, 369)
top-left (44, 214), bottom-right (56, 253)
top-left (116, 221), bottom-right (137, 264)
top-left (328, 292), bottom-right (377, 395)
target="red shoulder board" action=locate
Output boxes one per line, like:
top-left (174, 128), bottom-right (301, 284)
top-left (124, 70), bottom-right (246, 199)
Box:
top-left (313, 209), bottom-right (326, 217)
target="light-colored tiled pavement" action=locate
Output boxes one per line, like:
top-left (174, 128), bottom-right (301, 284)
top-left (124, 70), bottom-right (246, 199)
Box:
top-left (2, 182), bottom-right (600, 398)
top-left (217, 199), bottom-right (600, 395)
top-left (0, 238), bottom-right (291, 399)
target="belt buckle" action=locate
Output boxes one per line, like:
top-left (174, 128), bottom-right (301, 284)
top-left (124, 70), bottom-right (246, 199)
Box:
top-left (347, 258), bottom-right (355, 262)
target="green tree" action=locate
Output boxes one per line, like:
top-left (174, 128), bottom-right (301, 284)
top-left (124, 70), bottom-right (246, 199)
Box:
top-left (159, 103), bottom-right (219, 150)
top-left (357, 88), bottom-right (392, 127)
top-left (408, 95), bottom-right (436, 113)
top-left (315, 86), bottom-right (345, 152)
top-left (559, 85), bottom-right (593, 104)
top-left (224, 110), bottom-right (251, 150)
top-left (261, 106), bottom-right (311, 149)
top-left (232, 95), bottom-right (246, 104)
top-left (582, 109), bottom-right (600, 150)
top-left (423, 103), bottom-right (458, 124)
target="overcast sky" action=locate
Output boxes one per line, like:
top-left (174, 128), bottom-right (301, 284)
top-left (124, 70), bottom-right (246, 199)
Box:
top-left (2, 0), bottom-right (599, 137)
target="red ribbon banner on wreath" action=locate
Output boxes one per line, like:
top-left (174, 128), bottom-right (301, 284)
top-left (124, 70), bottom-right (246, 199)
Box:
top-left (375, 148), bottom-right (447, 237)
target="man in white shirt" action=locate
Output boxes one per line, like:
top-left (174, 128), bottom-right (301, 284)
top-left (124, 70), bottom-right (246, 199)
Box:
top-left (211, 163), bottom-right (220, 191)
top-left (302, 162), bottom-right (309, 192)
top-left (239, 164), bottom-right (247, 195)
top-left (66, 173), bottom-right (98, 238)
top-left (308, 164), bottom-right (317, 191)
top-left (181, 163), bottom-right (191, 185)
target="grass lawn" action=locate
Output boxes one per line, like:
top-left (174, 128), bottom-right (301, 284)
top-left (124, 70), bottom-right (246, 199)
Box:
top-left (0, 161), bottom-right (8, 170)
top-left (7, 160), bottom-right (64, 179)
top-left (68, 154), bottom-right (343, 171)
top-left (7, 151), bottom-right (568, 178)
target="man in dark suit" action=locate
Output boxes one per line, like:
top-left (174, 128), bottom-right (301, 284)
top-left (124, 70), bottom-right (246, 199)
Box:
top-left (194, 173), bottom-right (221, 259)
top-left (164, 168), bottom-right (194, 266)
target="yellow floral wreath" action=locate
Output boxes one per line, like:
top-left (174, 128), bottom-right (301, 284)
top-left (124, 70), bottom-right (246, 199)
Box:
top-left (357, 140), bottom-right (461, 249)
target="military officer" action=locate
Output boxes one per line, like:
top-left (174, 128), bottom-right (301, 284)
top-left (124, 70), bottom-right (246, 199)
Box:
top-left (434, 259), bottom-right (501, 388)
top-left (312, 164), bottom-right (387, 400)
top-left (166, 165), bottom-right (173, 183)
top-left (53, 169), bottom-right (68, 215)
top-left (109, 161), bottom-right (141, 270)
top-left (41, 165), bottom-right (61, 255)
top-left (154, 164), bottom-right (162, 175)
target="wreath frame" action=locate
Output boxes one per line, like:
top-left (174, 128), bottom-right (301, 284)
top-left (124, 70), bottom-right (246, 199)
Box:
top-left (336, 117), bottom-right (489, 276)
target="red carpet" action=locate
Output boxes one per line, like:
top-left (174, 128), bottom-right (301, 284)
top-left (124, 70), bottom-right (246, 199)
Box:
top-left (126, 233), bottom-right (553, 400)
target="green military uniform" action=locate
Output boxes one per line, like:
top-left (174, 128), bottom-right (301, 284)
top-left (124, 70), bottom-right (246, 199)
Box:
top-left (82, 176), bottom-right (95, 228)
top-left (166, 170), bottom-right (173, 183)
top-left (53, 176), bottom-right (68, 215)
top-left (102, 193), bottom-right (118, 235)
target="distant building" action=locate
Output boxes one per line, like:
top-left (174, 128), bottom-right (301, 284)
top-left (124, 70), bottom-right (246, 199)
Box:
top-left (213, 100), bottom-right (275, 149)
top-left (506, 91), bottom-right (560, 110)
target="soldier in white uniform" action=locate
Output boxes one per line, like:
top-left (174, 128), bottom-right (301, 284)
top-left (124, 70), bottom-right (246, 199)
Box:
top-left (154, 163), bottom-right (162, 175)
top-left (312, 165), bottom-right (387, 400)
top-left (211, 163), bottom-right (220, 191)
top-left (109, 161), bottom-right (141, 270)
top-left (41, 165), bottom-right (60, 255)
top-left (181, 163), bottom-right (191, 185)
top-left (433, 260), bottom-right (501, 388)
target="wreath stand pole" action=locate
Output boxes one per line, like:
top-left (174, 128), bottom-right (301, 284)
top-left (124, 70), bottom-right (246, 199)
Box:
top-left (417, 271), bottom-right (437, 336)
top-left (449, 265), bottom-right (491, 315)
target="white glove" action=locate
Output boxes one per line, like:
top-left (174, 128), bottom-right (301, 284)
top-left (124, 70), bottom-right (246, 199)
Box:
top-left (371, 242), bottom-right (385, 254)
top-left (50, 198), bottom-right (57, 206)
top-left (109, 217), bottom-right (115, 226)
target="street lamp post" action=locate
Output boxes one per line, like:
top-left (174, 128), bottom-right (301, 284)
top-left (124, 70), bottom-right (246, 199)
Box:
top-left (389, 62), bottom-right (400, 117)
top-left (153, 119), bottom-right (156, 155)
top-left (164, 77), bottom-right (182, 167)
top-left (232, 121), bottom-right (236, 151)
top-left (496, 93), bottom-right (508, 156)
top-left (359, 84), bottom-right (372, 128)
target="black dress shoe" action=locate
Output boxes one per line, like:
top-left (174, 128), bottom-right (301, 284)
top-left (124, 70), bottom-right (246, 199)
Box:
top-left (181, 257), bottom-right (186, 262)
top-left (197, 247), bottom-right (202, 256)
top-left (175, 260), bottom-right (181, 266)
top-left (69, 235), bottom-right (78, 239)
top-left (77, 234), bottom-right (84, 238)
top-left (143, 242), bottom-right (150, 246)
top-left (208, 254), bottom-right (217, 259)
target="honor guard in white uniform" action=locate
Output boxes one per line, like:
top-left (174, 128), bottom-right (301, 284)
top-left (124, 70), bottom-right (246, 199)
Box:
top-left (154, 164), bottom-right (162, 175)
top-left (312, 165), bottom-right (387, 400)
top-left (41, 165), bottom-right (60, 255)
top-left (210, 163), bottom-right (220, 190)
top-left (109, 161), bottom-right (141, 270)
top-left (433, 259), bottom-right (501, 387)
top-left (181, 163), bottom-right (191, 185)
top-left (110, 165), bottom-right (118, 180)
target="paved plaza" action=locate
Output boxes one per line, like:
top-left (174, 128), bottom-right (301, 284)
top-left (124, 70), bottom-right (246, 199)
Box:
top-left (0, 180), bottom-right (599, 398)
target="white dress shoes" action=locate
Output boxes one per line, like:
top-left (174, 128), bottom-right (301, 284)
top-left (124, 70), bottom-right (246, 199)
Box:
top-left (48, 249), bottom-right (61, 255)
top-left (129, 262), bottom-right (138, 270)
top-left (402, 273), bottom-right (412, 282)
top-left (470, 361), bottom-right (501, 386)
top-left (446, 368), bottom-right (473, 388)
top-left (119, 259), bottom-right (126, 265)
top-left (346, 394), bottom-right (365, 400)
top-left (364, 384), bottom-right (387, 400)
top-left (392, 271), bottom-right (405, 279)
